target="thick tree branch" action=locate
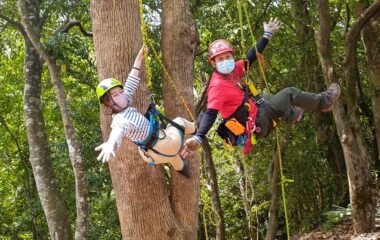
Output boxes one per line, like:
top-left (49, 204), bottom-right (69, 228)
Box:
top-left (343, 1), bottom-right (380, 106)
top-left (345, 1), bottom-right (380, 62)
top-left (316, 0), bottom-right (336, 84)
top-left (57, 20), bottom-right (93, 37)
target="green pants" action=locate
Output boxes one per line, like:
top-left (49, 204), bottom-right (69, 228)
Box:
top-left (255, 87), bottom-right (329, 138)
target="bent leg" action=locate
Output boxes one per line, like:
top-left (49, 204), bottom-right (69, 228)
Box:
top-left (171, 117), bottom-right (196, 135)
top-left (139, 148), bottom-right (184, 170)
top-left (268, 87), bottom-right (329, 113)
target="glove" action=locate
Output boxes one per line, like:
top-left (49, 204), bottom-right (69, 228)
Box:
top-left (96, 141), bottom-right (116, 163)
top-left (185, 136), bottom-right (202, 151)
top-left (95, 126), bottom-right (123, 163)
top-left (263, 17), bottom-right (282, 39)
top-left (181, 136), bottom-right (202, 159)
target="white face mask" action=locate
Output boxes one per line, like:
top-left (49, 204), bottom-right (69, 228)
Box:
top-left (107, 88), bottom-right (129, 113)
top-left (216, 59), bottom-right (235, 74)
top-left (111, 93), bottom-right (129, 110)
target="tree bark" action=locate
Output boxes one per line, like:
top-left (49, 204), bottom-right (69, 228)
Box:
top-left (91, 1), bottom-right (200, 239)
top-left (316, 0), bottom-right (380, 233)
top-left (161, 0), bottom-right (200, 239)
top-left (18, 0), bottom-right (88, 238)
top-left (23, 38), bottom-right (72, 240)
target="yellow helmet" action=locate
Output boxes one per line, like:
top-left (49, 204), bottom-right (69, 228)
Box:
top-left (96, 78), bottom-right (123, 103)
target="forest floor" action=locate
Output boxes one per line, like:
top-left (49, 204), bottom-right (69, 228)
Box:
top-left (294, 198), bottom-right (380, 240)
top-left (294, 218), bottom-right (380, 240)
top-left (292, 194), bottom-right (380, 240)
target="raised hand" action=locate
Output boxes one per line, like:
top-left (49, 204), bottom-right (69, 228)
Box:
top-left (263, 17), bottom-right (282, 39)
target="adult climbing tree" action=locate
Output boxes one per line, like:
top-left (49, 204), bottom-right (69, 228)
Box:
top-left (91, 0), bottom-right (200, 239)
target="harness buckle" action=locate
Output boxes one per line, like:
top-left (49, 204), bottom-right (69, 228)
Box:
top-left (255, 98), bottom-right (265, 105)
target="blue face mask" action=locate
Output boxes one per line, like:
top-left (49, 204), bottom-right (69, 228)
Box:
top-left (216, 59), bottom-right (235, 74)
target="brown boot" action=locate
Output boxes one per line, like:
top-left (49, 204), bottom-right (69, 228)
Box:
top-left (320, 83), bottom-right (341, 112)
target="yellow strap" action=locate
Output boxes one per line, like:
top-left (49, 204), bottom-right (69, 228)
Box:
top-left (139, 0), bottom-right (152, 86)
top-left (237, 1), bottom-right (291, 239)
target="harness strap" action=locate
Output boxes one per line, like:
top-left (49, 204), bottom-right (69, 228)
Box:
top-left (135, 103), bottom-right (185, 161)
top-left (157, 112), bottom-right (185, 134)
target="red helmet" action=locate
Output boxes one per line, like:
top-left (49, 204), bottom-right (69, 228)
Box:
top-left (208, 39), bottom-right (234, 61)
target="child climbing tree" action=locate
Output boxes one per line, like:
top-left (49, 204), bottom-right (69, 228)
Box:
top-left (90, 0), bottom-right (199, 239)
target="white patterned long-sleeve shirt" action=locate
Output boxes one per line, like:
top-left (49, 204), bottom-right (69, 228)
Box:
top-left (109, 75), bottom-right (150, 147)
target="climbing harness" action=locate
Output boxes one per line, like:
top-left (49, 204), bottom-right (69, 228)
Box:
top-left (134, 98), bottom-right (185, 166)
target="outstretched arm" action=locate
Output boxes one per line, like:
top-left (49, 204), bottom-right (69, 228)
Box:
top-left (246, 18), bottom-right (282, 66)
top-left (124, 46), bottom-right (147, 104)
top-left (95, 126), bottom-right (124, 163)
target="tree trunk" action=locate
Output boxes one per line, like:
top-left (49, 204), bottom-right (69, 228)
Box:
top-left (316, 0), bottom-right (380, 233)
top-left (265, 129), bottom-right (290, 240)
top-left (235, 157), bottom-right (256, 239)
top-left (265, 153), bottom-right (279, 240)
top-left (91, 1), bottom-right (200, 239)
top-left (357, 2), bottom-right (380, 168)
top-left (14, 2), bottom-right (74, 239)
top-left (161, 0), bottom-right (200, 239)
top-left (24, 37), bottom-right (73, 240)
top-left (201, 139), bottom-right (226, 240)
top-left (18, 0), bottom-right (88, 238)
top-left (291, 0), bottom-right (347, 201)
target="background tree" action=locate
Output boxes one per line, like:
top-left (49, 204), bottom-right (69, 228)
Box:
top-left (316, 0), bottom-right (380, 233)
top-left (1, 0), bottom-right (380, 239)
top-left (18, 0), bottom-right (90, 238)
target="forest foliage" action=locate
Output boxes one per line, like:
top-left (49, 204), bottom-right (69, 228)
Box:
top-left (0, 0), bottom-right (378, 239)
